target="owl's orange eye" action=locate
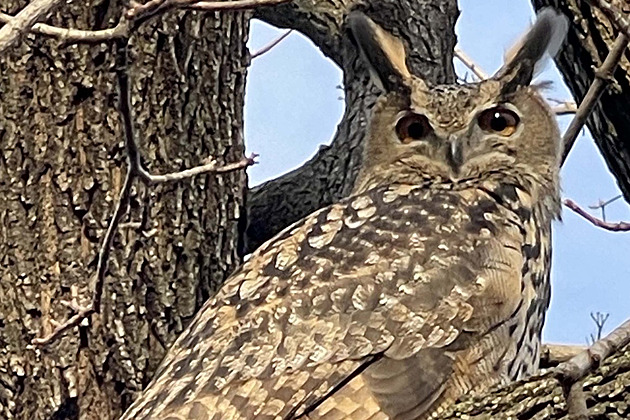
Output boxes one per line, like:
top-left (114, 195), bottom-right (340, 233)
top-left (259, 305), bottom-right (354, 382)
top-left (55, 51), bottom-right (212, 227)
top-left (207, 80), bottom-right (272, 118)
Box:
top-left (395, 113), bottom-right (432, 143)
top-left (478, 107), bottom-right (520, 136)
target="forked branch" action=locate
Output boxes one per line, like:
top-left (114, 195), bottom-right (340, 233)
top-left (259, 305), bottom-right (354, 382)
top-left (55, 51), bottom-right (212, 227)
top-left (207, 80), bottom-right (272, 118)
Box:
top-left (564, 199), bottom-right (630, 232)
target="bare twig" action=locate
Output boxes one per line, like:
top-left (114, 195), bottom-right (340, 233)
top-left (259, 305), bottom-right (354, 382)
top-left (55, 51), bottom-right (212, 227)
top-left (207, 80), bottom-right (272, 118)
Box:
top-left (125, 0), bottom-right (292, 27)
top-left (1, 0), bottom-right (292, 45)
top-left (31, 169), bottom-right (134, 346)
top-left (31, 305), bottom-right (95, 346)
top-left (454, 47), bottom-right (489, 80)
top-left (588, 194), bottom-right (622, 221)
top-left (564, 199), bottom-right (630, 231)
top-left (589, 312), bottom-right (610, 343)
top-left (184, 0), bottom-right (291, 11)
top-left (0, 13), bottom-right (130, 43)
top-left (454, 47), bottom-right (577, 115)
top-left (550, 100), bottom-right (578, 115)
top-left (138, 155), bottom-right (257, 184)
top-left (0, 0), bottom-right (62, 53)
top-left (115, 40), bottom-right (257, 184)
top-left (32, 38), bottom-right (256, 346)
top-left (251, 29), bottom-right (292, 59)
top-left (560, 32), bottom-right (626, 164)
top-left (589, 194), bottom-right (622, 210)
top-left (562, 0), bottom-right (630, 165)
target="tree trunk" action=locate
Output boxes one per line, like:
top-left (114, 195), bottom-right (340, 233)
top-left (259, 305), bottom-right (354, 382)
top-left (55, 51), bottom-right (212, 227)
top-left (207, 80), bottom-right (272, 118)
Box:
top-left (246, 0), bottom-right (458, 252)
top-left (2, 0), bottom-right (629, 419)
top-left (0, 2), bottom-right (249, 419)
top-left (533, 0), bottom-right (630, 204)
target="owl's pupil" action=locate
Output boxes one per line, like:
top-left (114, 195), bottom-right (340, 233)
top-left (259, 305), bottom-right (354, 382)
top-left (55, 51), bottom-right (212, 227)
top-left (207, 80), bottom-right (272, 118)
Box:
top-left (490, 114), bottom-right (507, 131)
top-left (407, 122), bottom-right (425, 139)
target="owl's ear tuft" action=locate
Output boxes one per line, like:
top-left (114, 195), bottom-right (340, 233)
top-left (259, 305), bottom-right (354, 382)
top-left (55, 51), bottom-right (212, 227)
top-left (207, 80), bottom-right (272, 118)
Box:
top-left (494, 8), bottom-right (568, 94)
top-left (348, 11), bottom-right (413, 93)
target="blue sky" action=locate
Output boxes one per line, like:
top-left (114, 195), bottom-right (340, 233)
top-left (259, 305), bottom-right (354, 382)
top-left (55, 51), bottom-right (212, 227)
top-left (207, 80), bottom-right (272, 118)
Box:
top-left (244, 1), bottom-right (630, 345)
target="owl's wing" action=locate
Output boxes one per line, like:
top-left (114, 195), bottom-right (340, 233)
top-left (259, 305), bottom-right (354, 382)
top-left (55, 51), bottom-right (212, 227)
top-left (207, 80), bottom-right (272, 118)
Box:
top-left (121, 184), bottom-right (527, 420)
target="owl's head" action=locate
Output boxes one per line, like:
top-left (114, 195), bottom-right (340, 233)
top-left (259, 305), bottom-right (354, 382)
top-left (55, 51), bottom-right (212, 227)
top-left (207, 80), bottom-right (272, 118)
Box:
top-left (349, 10), bottom-right (568, 198)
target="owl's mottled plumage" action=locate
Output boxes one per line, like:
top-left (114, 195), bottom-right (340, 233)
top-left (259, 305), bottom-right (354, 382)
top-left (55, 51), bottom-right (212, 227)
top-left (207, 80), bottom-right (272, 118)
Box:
top-left (121, 10), bottom-right (567, 420)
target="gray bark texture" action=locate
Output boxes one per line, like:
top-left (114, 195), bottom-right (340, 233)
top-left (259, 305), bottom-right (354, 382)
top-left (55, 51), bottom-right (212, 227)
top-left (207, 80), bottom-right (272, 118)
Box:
top-left (0, 1), bottom-right (249, 419)
top-left (533, 0), bottom-right (630, 204)
top-left (440, 342), bottom-right (630, 419)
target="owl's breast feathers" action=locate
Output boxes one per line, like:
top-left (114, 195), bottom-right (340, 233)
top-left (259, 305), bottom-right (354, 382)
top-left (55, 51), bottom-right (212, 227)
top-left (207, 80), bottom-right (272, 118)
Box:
top-left (122, 181), bottom-right (553, 420)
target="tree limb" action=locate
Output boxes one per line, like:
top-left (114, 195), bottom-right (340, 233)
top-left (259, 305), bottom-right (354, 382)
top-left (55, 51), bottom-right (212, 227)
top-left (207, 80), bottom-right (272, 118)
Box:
top-left (564, 198), bottom-right (630, 231)
top-left (540, 343), bottom-right (586, 367)
top-left (440, 318), bottom-right (630, 419)
top-left (0, 0), bottom-right (291, 45)
top-left (0, 0), bottom-right (62, 52)
top-left (32, 38), bottom-right (255, 346)
top-left (533, 0), bottom-right (630, 205)
top-left (560, 31), bottom-right (628, 165)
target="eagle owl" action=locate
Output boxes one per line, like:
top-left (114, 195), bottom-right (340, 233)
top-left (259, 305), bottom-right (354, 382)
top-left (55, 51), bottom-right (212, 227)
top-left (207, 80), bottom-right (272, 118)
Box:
top-left (121, 9), bottom-right (567, 420)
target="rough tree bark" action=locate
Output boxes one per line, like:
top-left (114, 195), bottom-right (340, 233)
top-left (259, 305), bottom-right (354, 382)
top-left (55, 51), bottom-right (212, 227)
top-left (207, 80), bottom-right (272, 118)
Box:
top-left (1, 0), bottom-right (629, 419)
top-left (248, 1), bottom-right (630, 418)
top-left (0, 1), bottom-right (249, 419)
top-left (533, 0), bottom-right (630, 203)
top-left (441, 341), bottom-right (630, 419)
top-left (246, 0), bottom-right (458, 251)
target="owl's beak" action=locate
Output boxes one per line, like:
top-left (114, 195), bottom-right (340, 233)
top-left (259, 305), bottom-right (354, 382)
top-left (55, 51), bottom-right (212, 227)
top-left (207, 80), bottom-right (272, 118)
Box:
top-left (446, 137), bottom-right (465, 174)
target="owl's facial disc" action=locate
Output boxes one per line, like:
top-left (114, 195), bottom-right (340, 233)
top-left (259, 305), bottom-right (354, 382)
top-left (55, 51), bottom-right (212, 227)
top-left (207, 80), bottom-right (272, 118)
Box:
top-left (392, 99), bottom-right (525, 180)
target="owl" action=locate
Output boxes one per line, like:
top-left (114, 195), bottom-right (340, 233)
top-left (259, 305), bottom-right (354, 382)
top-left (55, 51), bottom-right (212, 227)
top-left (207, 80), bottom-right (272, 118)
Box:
top-left (121, 9), bottom-right (567, 420)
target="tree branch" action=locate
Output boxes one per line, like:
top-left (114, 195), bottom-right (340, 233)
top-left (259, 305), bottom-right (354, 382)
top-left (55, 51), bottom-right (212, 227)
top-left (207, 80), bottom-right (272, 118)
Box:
top-left (549, 99), bottom-right (578, 115)
top-left (563, 199), bottom-right (630, 231)
top-left (454, 46), bottom-right (489, 80)
top-left (185, 0), bottom-right (291, 11)
top-left (32, 37), bottom-right (255, 346)
top-left (540, 343), bottom-right (586, 368)
top-left (251, 29), bottom-right (292, 59)
top-left (557, 318), bottom-right (630, 382)
top-left (441, 318), bottom-right (630, 419)
top-left (554, 318), bottom-right (630, 419)
top-left (0, 13), bottom-right (130, 42)
top-left (0, 0), bottom-right (291, 46)
top-left (0, 0), bottom-right (62, 52)
top-left (561, 0), bottom-right (630, 165)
